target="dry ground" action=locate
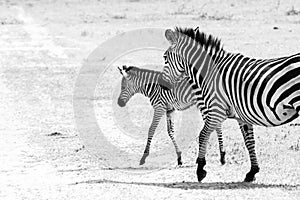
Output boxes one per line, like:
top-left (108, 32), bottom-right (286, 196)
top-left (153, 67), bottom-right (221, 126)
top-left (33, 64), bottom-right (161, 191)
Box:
top-left (0, 0), bottom-right (300, 199)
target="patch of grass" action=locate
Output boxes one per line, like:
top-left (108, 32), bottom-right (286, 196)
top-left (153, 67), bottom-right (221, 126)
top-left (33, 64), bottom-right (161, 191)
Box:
top-left (289, 144), bottom-right (299, 151)
top-left (171, 4), bottom-right (194, 15)
top-left (79, 13), bottom-right (105, 24)
top-left (0, 17), bottom-right (23, 25)
top-left (193, 12), bottom-right (233, 21)
top-left (289, 139), bottom-right (300, 151)
top-left (286, 6), bottom-right (300, 16)
top-left (75, 145), bottom-right (85, 152)
top-left (47, 132), bottom-right (62, 136)
top-left (111, 14), bottom-right (127, 19)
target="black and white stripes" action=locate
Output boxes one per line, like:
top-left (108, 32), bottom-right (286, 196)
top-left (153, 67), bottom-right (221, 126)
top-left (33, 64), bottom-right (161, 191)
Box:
top-left (159, 27), bottom-right (300, 182)
top-left (117, 65), bottom-right (227, 165)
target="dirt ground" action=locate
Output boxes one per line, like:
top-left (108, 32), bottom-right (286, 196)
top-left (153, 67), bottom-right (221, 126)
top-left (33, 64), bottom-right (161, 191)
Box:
top-left (0, 0), bottom-right (300, 199)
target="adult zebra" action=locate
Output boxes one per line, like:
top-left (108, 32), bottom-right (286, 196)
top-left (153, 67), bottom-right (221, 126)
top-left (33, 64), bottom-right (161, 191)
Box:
top-left (117, 65), bottom-right (227, 166)
top-left (158, 27), bottom-right (300, 182)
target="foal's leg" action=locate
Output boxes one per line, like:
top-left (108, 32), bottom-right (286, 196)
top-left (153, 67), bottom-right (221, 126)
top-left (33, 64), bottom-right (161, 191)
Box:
top-left (166, 108), bottom-right (182, 165)
top-left (139, 107), bottom-right (164, 165)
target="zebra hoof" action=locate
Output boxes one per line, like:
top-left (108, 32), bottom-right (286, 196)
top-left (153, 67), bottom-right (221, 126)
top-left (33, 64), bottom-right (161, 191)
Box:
top-left (177, 157), bottom-right (182, 166)
top-left (244, 167), bottom-right (260, 182)
top-left (244, 173), bottom-right (256, 182)
top-left (139, 153), bottom-right (149, 165)
top-left (139, 159), bottom-right (146, 165)
top-left (244, 175), bottom-right (256, 182)
top-left (177, 152), bottom-right (182, 165)
top-left (197, 169), bottom-right (207, 182)
top-left (220, 151), bottom-right (226, 165)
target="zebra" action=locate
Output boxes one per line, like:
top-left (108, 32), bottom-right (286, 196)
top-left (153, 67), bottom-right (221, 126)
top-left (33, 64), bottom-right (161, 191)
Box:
top-left (117, 65), bottom-right (227, 166)
top-left (158, 27), bottom-right (300, 182)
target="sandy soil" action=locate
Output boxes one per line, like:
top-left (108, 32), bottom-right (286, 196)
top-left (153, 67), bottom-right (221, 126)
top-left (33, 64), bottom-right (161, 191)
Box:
top-left (0, 0), bottom-right (300, 199)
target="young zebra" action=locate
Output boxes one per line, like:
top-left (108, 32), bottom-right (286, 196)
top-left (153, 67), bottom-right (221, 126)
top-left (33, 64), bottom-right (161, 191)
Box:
top-left (117, 65), bottom-right (227, 165)
top-left (158, 27), bottom-right (300, 182)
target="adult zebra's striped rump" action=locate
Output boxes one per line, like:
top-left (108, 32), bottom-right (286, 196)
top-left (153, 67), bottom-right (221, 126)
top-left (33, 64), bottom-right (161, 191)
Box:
top-left (117, 65), bottom-right (227, 166)
top-left (159, 26), bottom-right (300, 182)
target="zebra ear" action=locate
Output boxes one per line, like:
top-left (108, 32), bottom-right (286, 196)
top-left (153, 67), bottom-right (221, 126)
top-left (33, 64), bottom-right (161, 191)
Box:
top-left (165, 29), bottom-right (177, 45)
top-left (118, 66), bottom-right (129, 79)
top-left (123, 71), bottom-right (129, 79)
top-left (118, 66), bottom-right (122, 75)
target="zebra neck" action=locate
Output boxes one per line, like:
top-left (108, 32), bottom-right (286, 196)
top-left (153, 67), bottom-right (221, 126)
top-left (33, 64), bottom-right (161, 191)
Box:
top-left (135, 71), bottom-right (160, 98)
top-left (184, 50), bottom-right (230, 100)
top-left (140, 83), bottom-right (158, 98)
top-left (183, 47), bottom-right (227, 86)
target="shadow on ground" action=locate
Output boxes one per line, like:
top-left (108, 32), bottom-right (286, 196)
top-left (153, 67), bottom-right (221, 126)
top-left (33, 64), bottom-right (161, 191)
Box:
top-left (72, 179), bottom-right (299, 190)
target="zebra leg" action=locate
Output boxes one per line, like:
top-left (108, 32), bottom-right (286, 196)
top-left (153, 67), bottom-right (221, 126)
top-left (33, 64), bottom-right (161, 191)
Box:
top-left (238, 121), bottom-right (260, 182)
top-left (166, 108), bottom-right (182, 165)
top-left (139, 107), bottom-right (164, 165)
top-left (216, 125), bottom-right (226, 165)
top-left (196, 118), bottom-right (219, 182)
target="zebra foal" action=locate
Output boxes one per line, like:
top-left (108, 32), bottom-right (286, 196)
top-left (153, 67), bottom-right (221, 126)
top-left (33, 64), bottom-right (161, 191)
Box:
top-left (117, 65), bottom-right (227, 165)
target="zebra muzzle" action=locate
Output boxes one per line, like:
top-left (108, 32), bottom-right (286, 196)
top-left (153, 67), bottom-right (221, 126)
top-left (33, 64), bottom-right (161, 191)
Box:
top-left (117, 98), bottom-right (126, 107)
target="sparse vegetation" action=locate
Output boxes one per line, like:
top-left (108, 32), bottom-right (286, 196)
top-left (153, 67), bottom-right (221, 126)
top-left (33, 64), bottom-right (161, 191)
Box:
top-left (193, 12), bottom-right (233, 21)
top-left (289, 139), bottom-right (300, 151)
top-left (47, 132), bottom-right (62, 136)
top-left (111, 14), bottom-right (127, 19)
top-left (0, 17), bottom-right (23, 25)
top-left (171, 4), bottom-right (194, 15)
top-left (286, 6), bottom-right (300, 16)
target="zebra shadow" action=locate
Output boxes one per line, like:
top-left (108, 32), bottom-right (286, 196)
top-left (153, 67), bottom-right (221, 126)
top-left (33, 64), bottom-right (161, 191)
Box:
top-left (73, 179), bottom-right (299, 190)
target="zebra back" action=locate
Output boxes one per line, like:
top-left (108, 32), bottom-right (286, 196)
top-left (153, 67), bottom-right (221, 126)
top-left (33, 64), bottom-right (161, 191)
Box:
top-left (118, 66), bottom-right (196, 110)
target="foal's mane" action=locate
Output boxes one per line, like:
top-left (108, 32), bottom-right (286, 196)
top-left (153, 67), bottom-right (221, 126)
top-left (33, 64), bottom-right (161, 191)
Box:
top-left (174, 27), bottom-right (224, 54)
top-left (126, 66), bottom-right (161, 75)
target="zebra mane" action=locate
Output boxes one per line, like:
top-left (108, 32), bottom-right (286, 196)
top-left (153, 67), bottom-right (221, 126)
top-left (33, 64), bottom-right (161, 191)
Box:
top-left (125, 66), bottom-right (161, 75)
top-left (174, 27), bottom-right (224, 55)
